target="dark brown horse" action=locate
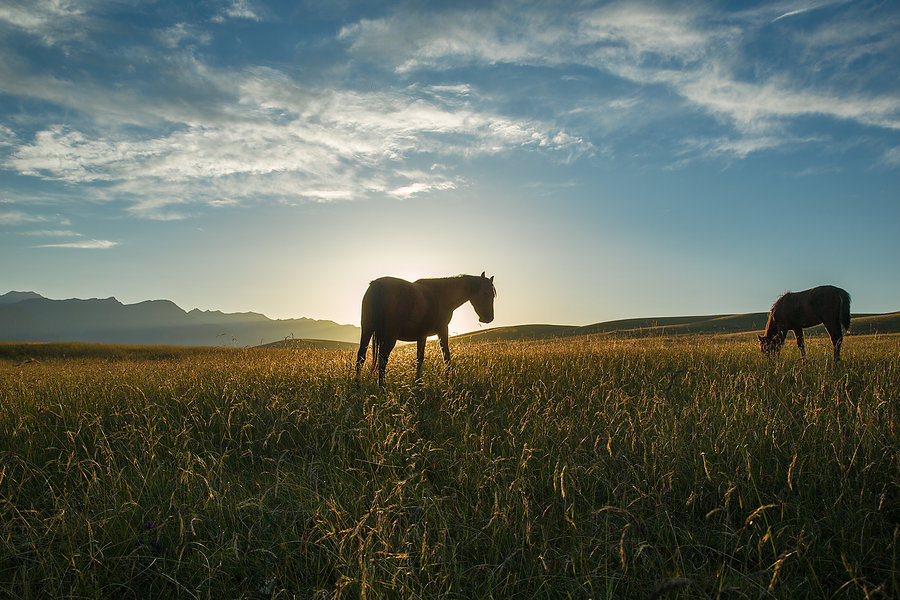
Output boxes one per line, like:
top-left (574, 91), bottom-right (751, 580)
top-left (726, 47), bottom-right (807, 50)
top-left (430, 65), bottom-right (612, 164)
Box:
top-left (758, 285), bottom-right (850, 360)
top-left (356, 273), bottom-right (496, 386)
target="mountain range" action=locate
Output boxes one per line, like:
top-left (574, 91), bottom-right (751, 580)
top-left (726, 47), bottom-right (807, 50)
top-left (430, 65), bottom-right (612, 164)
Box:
top-left (0, 292), bottom-right (360, 347)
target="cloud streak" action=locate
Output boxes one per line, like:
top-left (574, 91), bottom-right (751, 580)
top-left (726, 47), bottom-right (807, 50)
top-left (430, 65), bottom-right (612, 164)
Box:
top-left (34, 239), bottom-right (118, 249)
top-left (0, 210), bottom-right (44, 225)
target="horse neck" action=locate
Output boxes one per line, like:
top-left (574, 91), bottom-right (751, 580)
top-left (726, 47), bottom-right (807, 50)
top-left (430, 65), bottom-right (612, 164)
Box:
top-left (421, 277), bottom-right (475, 313)
top-left (763, 311), bottom-right (780, 337)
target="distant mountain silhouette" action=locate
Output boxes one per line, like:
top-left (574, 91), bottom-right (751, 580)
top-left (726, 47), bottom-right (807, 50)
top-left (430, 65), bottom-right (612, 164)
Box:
top-left (453, 311), bottom-right (900, 343)
top-left (0, 292), bottom-right (360, 346)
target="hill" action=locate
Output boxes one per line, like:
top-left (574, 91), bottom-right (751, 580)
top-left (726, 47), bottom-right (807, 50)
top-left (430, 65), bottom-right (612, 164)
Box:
top-left (454, 311), bottom-right (900, 343)
top-left (259, 338), bottom-right (359, 351)
top-left (0, 291), bottom-right (360, 347)
top-left (849, 311), bottom-right (900, 335)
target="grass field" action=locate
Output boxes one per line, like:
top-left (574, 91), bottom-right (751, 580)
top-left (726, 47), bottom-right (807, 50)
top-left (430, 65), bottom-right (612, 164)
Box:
top-left (0, 334), bottom-right (897, 599)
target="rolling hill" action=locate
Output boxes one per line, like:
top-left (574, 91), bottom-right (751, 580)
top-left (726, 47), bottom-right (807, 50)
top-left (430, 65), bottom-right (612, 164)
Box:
top-left (454, 311), bottom-right (900, 343)
top-left (259, 338), bottom-right (359, 351)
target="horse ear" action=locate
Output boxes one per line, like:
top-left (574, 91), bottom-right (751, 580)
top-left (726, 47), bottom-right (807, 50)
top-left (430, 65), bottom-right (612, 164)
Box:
top-left (490, 276), bottom-right (494, 282)
top-left (480, 271), bottom-right (486, 278)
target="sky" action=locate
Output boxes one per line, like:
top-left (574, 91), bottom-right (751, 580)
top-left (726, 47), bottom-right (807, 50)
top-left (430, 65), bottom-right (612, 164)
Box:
top-left (1, 0), bottom-right (898, 335)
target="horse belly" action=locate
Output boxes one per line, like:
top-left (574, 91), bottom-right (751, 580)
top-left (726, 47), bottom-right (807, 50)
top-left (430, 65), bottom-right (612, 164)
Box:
top-left (395, 294), bottom-right (437, 341)
top-left (397, 324), bottom-right (437, 341)
top-left (800, 317), bottom-right (824, 329)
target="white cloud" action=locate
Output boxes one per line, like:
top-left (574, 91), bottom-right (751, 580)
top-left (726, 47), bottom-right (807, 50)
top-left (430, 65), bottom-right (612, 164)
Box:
top-left (0, 0), bottom-right (90, 45)
top-left (676, 70), bottom-right (900, 133)
top-left (22, 229), bottom-right (82, 236)
top-left (158, 23), bottom-right (212, 49)
top-left (426, 84), bottom-right (472, 96)
top-left (341, 3), bottom-right (714, 73)
top-left (339, 1), bottom-right (900, 157)
top-left (674, 133), bottom-right (819, 165)
top-left (880, 146), bottom-right (900, 168)
top-left (34, 239), bottom-right (118, 249)
top-left (3, 62), bottom-right (584, 215)
top-left (297, 189), bottom-right (355, 202)
top-left (0, 209), bottom-right (97, 240)
top-left (768, 0), bottom-right (852, 24)
top-left (388, 171), bottom-right (457, 198)
top-left (0, 125), bottom-right (17, 147)
top-left (214, 0), bottom-right (261, 23)
top-left (0, 210), bottom-right (43, 225)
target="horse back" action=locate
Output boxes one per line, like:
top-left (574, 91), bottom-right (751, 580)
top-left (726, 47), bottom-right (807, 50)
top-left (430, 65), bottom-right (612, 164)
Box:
top-left (774, 285), bottom-right (849, 329)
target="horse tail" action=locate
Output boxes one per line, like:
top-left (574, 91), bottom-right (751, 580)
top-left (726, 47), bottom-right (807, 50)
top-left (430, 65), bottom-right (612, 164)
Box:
top-left (840, 288), bottom-right (851, 333)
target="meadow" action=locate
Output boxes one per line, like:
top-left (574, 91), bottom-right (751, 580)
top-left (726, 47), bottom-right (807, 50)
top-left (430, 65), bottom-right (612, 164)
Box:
top-left (0, 334), bottom-right (897, 599)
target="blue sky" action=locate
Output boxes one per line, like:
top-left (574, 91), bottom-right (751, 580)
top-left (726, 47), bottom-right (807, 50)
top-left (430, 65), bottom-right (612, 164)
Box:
top-left (1, 0), bottom-right (898, 334)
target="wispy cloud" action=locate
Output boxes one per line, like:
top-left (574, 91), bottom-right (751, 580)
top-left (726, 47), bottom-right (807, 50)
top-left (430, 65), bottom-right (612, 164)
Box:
top-left (0, 0), bottom-right (91, 46)
top-left (387, 167), bottom-right (459, 198)
top-left (213, 0), bottom-right (261, 23)
top-left (770, 1), bottom-right (850, 23)
top-left (3, 65), bottom-right (583, 216)
top-left (881, 146), bottom-right (900, 167)
top-left (341, 1), bottom-right (900, 157)
top-left (0, 210), bottom-right (44, 225)
top-left (34, 239), bottom-right (118, 249)
top-left (676, 71), bottom-right (900, 132)
top-left (21, 229), bottom-right (82, 237)
top-left (157, 23), bottom-right (212, 49)
top-left (0, 124), bottom-right (16, 147)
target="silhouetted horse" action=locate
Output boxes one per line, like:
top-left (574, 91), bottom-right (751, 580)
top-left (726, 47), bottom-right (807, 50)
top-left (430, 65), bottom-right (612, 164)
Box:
top-left (758, 285), bottom-right (850, 361)
top-left (356, 272), bottom-right (496, 386)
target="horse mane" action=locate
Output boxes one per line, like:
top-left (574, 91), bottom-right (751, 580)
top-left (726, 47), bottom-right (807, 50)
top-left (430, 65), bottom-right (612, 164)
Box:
top-left (762, 290), bottom-right (792, 336)
top-left (770, 290), bottom-right (792, 312)
top-left (416, 274), bottom-right (497, 297)
top-left (414, 274), bottom-right (469, 285)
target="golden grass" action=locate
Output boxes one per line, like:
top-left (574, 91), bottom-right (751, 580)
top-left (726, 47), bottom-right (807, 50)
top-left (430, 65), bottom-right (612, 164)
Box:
top-left (0, 336), bottom-right (897, 598)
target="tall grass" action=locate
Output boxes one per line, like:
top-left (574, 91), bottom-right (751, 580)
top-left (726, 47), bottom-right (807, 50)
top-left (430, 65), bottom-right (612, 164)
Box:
top-left (0, 336), bottom-right (897, 599)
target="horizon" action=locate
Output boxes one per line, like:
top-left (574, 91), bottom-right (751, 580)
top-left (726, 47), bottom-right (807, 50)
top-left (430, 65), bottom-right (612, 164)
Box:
top-left (1, 1), bottom-right (898, 335)
top-left (3, 289), bottom-right (897, 337)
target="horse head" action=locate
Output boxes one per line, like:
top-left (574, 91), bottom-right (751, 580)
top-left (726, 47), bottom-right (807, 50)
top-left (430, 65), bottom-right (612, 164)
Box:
top-left (470, 272), bottom-right (496, 324)
top-left (758, 333), bottom-right (784, 357)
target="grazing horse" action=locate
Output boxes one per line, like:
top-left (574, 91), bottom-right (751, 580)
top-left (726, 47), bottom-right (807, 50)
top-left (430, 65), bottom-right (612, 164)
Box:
top-left (356, 272), bottom-right (496, 386)
top-left (758, 285), bottom-right (851, 361)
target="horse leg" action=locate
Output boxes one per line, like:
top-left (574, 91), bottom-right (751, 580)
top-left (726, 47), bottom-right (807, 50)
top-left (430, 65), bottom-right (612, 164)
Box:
top-left (356, 326), bottom-right (373, 382)
top-left (376, 338), bottom-right (396, 388)
top-left (438, 328), bottom-right (452, 376)
top-left (415, 338), bottom-right (426, 381)
top-left (825, 321), bottom-right (843, 361)
top-left (794, 329), bottom-right (805, 358)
